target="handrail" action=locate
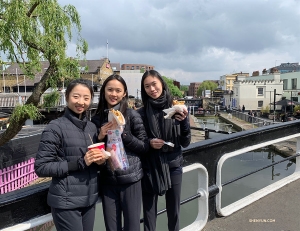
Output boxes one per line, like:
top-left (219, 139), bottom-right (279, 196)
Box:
top-left (2, 121), bottom-right (300, 230)
top-left (215, 133), bottom-right (300, 217)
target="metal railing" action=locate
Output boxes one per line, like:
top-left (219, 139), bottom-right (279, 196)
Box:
top-left (2, 121), bottom-right (300, 230)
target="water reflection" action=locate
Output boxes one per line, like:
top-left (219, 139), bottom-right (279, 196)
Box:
top-left (221, 148), bottom-right (295, 207)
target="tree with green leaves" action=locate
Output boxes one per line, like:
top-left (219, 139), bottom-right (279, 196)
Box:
top-left (0, 0), bottom-right (87, 146)
top-left (197, 81), bottom-right (218, 97)
top-left (162, 76), bottom-right (183, 98)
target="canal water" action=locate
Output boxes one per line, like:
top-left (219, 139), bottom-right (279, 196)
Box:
top-left (38, 117), bottom-right (296, 231)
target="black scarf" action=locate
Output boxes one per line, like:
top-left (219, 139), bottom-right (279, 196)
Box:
top-left (144, 91), bottom-right (172, 196)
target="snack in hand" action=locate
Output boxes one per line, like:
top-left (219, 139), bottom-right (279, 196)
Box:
top-left (172, 100), bottom-right (185, 106)
top-left (163, 100), bottom-right (187, 119)
top-left (108, 109), bottom-right (126, 128)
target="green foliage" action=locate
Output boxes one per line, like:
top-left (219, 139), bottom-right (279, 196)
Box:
top-left (0, 0), bottom-right (87, 146)
top-left (162, 76), bottom-right (183, 98)
top-left (42, 91), bottom-right (61, 109)
top-left (261, 106), bottom-right (270, 114)
top-left (10, 104), bottom-right (43, 123)
top-left (197, 81), bottom-right (218, 97)
top-left (294, 105), bottom-right (300, 113)
top-left (180, 85), bottom-right (188, 91)
top-left (0, 0), bottom-right (87, 86)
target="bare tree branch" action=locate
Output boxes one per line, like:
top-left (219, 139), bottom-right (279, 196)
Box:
top-left (24, 39), bottom-right (45, 53)
top-left (27, 2), bottom-right (39, 18)
top-left (0, 64), bottom-right (56, 146)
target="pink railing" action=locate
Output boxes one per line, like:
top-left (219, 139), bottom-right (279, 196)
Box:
top-left (0, 158), bottom-right (38, 194)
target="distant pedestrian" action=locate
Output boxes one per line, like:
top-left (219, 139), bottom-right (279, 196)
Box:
top-left (248, 110), bottom-right (253, 123)
top-left (242, 105), bottom-right (245, 113)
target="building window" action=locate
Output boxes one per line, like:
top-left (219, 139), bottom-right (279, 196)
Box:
top-left (126, 66), bottom-right (129, 70)
top-left (257, 87), bottom-right (264, 96)
top-left (292, 78), bottom-right (297, 89)
top-left (258, 100), bottom-right (263, 108)
top-left (283, 79), bottom-right (288, 90)
top-left (136, 66), bottom-right (139, 69)
top-left (131, 66), bottom-right (134, 70)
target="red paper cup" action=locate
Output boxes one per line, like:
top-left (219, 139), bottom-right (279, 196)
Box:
top-left (88, 142), bottom-right (105, 150)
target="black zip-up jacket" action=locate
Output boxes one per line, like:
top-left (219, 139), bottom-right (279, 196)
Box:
top-left (138, 107), bottom-right (191, 168)
top-left (91, 108), bottom-right (149, 185)
top-left (34, 108), bottom-right (99, 209)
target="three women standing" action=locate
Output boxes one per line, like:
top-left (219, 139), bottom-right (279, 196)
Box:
top-left (138, 70), bottom-right (191, 231)
top-left (35, 79), bottom-right (106, 231)
top-left (91, 74), bottom-right (149, 231)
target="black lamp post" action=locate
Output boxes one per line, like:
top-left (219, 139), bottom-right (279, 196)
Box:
top-left (273, 89), bottom-right (282, 122)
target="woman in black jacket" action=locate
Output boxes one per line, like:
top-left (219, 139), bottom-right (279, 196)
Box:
top-left (34, 79), bottom-right (106, 231)
top-left (91, 74), bottom-right (149, 231)
top-left (138, 70), bottom-right (191, 231)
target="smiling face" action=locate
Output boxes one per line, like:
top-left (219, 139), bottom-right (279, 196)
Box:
top-left (143, 75), bottom-right (163, 99)
top-left (104, 79), bottom-right (126, 108)
top-left (66, 84), bottom-right (92, 115)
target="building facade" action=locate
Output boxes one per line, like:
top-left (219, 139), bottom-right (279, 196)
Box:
top-left (222, 71), bottom-right (300, 112)
top-left (271, 62), bottom-right (300, 74)
top-left (188, 82), bottom-right (201, 98)
top-left (0, 58), bottom-right (113, 94)
top-left (220, 72), bottom-right (249, 91)
top-left (121, 64), bottom-right (154, 71)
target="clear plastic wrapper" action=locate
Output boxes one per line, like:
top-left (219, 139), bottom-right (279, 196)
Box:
top-left (106, 129), bottom-right (129, 171)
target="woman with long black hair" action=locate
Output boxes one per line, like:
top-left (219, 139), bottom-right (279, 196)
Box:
top-left (138, 70), bottom-right (191, 231)
top-left (91, 74), bottom-right (148, 231)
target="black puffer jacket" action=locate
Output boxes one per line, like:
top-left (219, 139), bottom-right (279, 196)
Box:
top-left (91, 108), bottom-right (149, 185)
top-left (34, 108), bottom-right (99, 209)
top-left (138, 107), bottom-right (191, 168)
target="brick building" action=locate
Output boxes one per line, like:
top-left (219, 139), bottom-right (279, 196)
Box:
top-left (121, 64), bottom-right (154, 71)
top-left (0, 58), bottom-right (113, 93)
top-left (188, 82), bottom-right (201, 98)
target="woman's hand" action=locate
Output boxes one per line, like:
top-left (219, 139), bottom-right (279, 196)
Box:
top-left (98, 121), bottom-right (114, 141)
top-left (84, 149), bottom-right (106, 166)
top-left (150, 138), bottom-right (165, 149)
top-left (174, 108), bottom-right (188, 121)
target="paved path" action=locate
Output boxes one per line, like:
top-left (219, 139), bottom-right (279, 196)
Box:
top-left (218, 112), bottom-right (297, 157)
top-left (203, 178), bottom-right (300, 231)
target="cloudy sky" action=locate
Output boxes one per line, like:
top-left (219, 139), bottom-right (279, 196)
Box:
top-left (58, 0), bottom-right (300, 85)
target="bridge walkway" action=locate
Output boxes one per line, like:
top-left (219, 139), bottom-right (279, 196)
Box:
top-left (203, 178), bottom-right (300, 231)
top-left (190, 113), bottom-right (299, 231)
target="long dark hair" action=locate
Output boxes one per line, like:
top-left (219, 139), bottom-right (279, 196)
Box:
top-left (95, 74), bottom-right (128, 122)
top-left (140, 70), bottom-right (173, 107)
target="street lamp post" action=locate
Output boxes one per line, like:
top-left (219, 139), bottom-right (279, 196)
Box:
top-left (273, 89), bottom-right (282, 122)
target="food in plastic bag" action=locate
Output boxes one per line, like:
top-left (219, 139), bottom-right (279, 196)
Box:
top-left (106, 129), bottom-right (129, 171)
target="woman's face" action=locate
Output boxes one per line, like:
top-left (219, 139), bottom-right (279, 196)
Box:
top-left (104, 79), bottom-right (126, 108)
top-left (66, 84), bottom-right (92, 115)
top-left (143, 75), bottom-right (163, 99)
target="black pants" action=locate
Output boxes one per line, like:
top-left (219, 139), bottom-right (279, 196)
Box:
top-left (51, 204), bottom-right (96, 231)
top-left (142, 171), bottom-right (182, 231)
top-left (101, 180), bottom-right (142, 231)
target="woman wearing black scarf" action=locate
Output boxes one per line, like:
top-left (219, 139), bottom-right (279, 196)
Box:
top-left (137, 70), bottom-right (191, 231)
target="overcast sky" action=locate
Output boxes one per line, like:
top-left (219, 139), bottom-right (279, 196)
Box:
top-left (58, 0), bottom-right (300, 85)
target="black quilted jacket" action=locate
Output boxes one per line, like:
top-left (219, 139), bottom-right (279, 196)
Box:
top-left (34, 108), bottom-right (99, 209)
top-left (91, 108), bottom-right (149, 185)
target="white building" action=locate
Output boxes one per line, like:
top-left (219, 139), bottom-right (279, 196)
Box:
top-left (120, 70), bottom-right (143, 99)
top-left (229, 72), bottom-right (284, 111)
top-left (224, 71), bottom-right (300, 112)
